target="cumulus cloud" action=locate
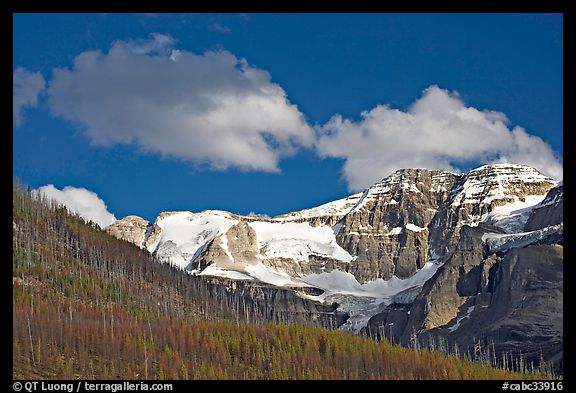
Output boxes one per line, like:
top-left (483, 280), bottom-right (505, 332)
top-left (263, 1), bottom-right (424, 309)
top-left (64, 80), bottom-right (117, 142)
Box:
top-left (33, 185), bottom-right (117, 228)
top-left (13, 67), bottom-right (45, 126)
top-left (47, 33), bottom-right (313, 172)
top-left (316, 85), bottom-right (563, 191)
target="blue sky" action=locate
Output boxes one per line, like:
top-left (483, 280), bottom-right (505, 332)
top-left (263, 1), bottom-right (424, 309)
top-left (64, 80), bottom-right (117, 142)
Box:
top-left (13, 13), bottom-right (563, 225)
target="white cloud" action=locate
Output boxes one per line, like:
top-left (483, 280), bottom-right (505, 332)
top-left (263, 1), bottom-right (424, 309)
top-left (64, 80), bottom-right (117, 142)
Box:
top-left (210, 23), bottom-right (231, 34)
top-left (247, 211), bottom-right (271, 219)
top-left (316, 85), bottom-right (563, 191)
top-left (33, 185), bottom-right (117, 228)
top-left (13, 67), bottom-right (45, 126)
top-left (47, 33), bottom-right (313, 172)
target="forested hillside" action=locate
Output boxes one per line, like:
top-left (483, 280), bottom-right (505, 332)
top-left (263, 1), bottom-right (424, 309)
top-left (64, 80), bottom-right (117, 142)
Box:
top-left (12, 183), bottom-right (549, 380)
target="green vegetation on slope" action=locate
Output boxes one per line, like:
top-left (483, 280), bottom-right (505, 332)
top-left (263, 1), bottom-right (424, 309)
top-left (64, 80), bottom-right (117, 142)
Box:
top-left (12, 183), bottom-right (548, 380)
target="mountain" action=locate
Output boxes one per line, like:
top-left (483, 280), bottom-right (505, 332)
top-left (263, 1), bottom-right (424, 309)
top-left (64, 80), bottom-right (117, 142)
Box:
top-left (14, 182), bottom-right (545, 380)
top-left (106, 163), bottom-right (563, 371)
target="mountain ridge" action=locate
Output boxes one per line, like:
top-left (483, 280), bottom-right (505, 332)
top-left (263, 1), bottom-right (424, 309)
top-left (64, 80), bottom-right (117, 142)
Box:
top-left (105, 163), bottom-right (562, 371)
top-left (109, 163), bottom-right (558, 227)
top-left (107, 164), bottom-right (557, 282)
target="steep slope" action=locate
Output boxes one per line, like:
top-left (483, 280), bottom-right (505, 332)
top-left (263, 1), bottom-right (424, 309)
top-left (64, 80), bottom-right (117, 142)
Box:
top-left (335, 168), bottom-right (460, 282)
top-left (274, 191), bottom-right (364, 226)
top-left (105, 164), bottom-right (561, 371)
top-left (363, 183), bottom-right (563, 372)
top-left (13, 183), bottom-right (345, 339)
top-left (524, 182), bottom-right (563, 231)
top-left (143, 210), bottom-right (239, 269)
top-left (338, 164), bottom-right (554, 281)
top-left (15, 184), bottom-right (543, 380)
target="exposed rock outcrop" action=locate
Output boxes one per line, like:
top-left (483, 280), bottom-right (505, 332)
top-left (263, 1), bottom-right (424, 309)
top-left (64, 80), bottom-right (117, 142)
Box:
top-left (362, 224), bottom-right (563, 372)
top-left (105, 215), bottom-right (150, 247)
top-left (337, 169), bottom-right (459, 281)
top-left (200, 277), bottom-right (349, 328)
top-left (524, 183), bottom-right (563, 231)
top-left (337, 165), bottom-right (555, 281)
top-left (193, 221), bottom-right (261, 271)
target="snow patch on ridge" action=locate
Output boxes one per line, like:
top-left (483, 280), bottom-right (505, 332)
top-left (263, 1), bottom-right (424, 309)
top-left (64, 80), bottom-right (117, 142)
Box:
top-left (218, 232), bottom-right (234, 262)
top-left (482, 195), bottom-right (546, 233)
top-left (147, 211), bottom-right (238, 269)
top-left (386, 227), bottom-right (403, 236)
top-left (248, 221), bottom-right (354, 262)
top-left (274, 192), bottom-right (363, 221)
top-left (245, 262), bottom-right (309, 287)
top-left (450, 164), bottom-right (554, 208)
top-left (384, 224), bottom-right (425, 235)
top-left (198, 265), bottom-right (255, 281)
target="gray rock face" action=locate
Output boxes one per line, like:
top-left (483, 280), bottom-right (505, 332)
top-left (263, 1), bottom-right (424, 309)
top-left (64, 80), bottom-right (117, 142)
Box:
top-left (337, 169), bottom-right (458, 281)
top-left (263, 255), bottom-right (352, 277)
top-left (337, 165), bottom-right (555, 282)
top-left (224, 221), bottom-right (261, 262)
top-left (194, 221), bottom-right (261, 272)
top-left (524, 183), bottom-right (563, 231)
top-left (200, 277), bottom-right (349, 328)
top-left (362, 224), bottom-right (563, 372)
top-left (476, 244), bottom-right (563, 370)
top-left (105, 215), bottom-right (150, 247)
top-left (395, 224), bottom-right (497, 334)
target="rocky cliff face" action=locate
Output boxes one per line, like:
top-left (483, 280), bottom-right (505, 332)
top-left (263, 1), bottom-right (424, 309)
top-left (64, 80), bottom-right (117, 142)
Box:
top-left (105, 215), bottom-right (150, 247)
top-left (336, 169), bottom-right (458, 282)
top-left (336, 164), bottom-right (555, 281)
top-left (199, 277), bottom-right (349, 329)
top-left (524, 183), bottom-right (563, 231)
top-left (362, 183), bottom-right (563, 372)
top-left (193, 221), bottom-right (261, 272)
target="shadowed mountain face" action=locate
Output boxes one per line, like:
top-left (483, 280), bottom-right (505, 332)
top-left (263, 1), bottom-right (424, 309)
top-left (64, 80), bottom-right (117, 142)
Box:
top-left (107, 164), bottom-right (563, 372)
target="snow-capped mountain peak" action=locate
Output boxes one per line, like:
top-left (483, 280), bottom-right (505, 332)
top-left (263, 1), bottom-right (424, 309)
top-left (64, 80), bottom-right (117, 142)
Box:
top-left (106, 163), bottom-right (560, 332)
top-left (101, 164), bottom-right (563, 370)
